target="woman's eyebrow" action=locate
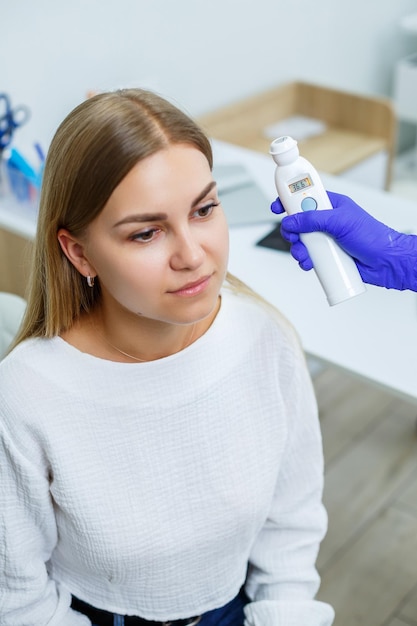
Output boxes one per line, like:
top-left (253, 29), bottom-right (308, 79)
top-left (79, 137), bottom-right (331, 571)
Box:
top-left (191, 181), bottom-right (217, 207)
top-left (113, 181), bottom-right (217, 228)
top-left (113, 212), bottom-right (168, 227)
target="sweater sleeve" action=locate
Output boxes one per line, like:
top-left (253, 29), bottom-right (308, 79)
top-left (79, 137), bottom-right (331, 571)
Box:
top-left (0, 422), bottom-right (90, 625)
top-left (244, 341), bottom-right (334, 626)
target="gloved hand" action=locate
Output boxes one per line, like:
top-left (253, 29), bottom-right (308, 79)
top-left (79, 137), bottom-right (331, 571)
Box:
top-left (270, 191), bottom-right (417, 291)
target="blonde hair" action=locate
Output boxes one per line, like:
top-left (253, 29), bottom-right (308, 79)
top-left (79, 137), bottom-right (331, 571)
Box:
top-left (12, 88), bottom-right (291, 349)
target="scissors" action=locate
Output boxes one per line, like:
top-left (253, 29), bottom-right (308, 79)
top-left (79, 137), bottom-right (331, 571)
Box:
top-left (0, 93), bottom-right (31, 152)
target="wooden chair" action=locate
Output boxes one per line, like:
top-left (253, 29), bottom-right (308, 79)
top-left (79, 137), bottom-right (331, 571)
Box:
top-left (0, 227), bottom-right (32, 298)
top-left (197, 81), bottom-right (397, 190)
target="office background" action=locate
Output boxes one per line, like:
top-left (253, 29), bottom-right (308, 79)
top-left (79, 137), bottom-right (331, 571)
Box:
top-left (2, 0), bottom-right (417, 152)
top-left (3, 4), bottom-right (417, 626)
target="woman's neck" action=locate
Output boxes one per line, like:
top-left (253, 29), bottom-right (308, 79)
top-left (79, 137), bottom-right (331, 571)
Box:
top-left (60, 297), bottom-right (221, 363)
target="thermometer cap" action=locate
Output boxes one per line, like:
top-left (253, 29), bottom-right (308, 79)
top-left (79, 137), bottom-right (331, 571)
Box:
top-left (270, 136), bottom-right (300, 166)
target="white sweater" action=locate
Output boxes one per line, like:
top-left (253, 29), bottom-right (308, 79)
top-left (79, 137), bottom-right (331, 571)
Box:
top-left (0, 289), bottom-right (334, 626)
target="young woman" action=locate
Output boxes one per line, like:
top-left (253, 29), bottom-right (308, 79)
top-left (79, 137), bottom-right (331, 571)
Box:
top-left (0, 89), bottom-right (334, 626)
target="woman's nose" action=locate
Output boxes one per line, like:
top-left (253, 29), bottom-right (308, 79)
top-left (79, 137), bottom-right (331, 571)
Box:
top-left (169, 228), bottom-right (205, 271)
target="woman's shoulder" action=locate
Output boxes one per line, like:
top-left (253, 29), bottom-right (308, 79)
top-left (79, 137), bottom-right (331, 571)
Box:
top-left (218, 285), bottom-right (306, 380)
top-left (0, 339), bottom-right (51, 435)
top-left (1, 335), bottom-right (54, 365)
top-left (1, 337), bottom-right (42, 383)
top-left (221, 283), bottom-right (300, 346)
top-left (0, 336), bottom-right (72, 395)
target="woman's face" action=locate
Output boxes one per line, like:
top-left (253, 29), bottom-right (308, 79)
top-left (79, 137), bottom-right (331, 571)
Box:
top-left (77, 143), bottom-right (229, 326)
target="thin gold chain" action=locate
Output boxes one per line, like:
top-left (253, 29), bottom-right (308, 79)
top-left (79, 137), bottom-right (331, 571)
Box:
top-left (95, 322), bottom-right (197, 363)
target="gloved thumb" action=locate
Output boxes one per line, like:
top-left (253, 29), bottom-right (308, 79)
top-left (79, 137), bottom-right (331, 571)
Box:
top-left (270, 197), bottom-right (285, 214)
top-left (281, 209), bottom-right (334, 237)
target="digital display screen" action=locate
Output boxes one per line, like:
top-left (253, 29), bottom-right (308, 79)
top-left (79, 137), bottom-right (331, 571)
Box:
top-left (288, 176), bottom-right (312, 193)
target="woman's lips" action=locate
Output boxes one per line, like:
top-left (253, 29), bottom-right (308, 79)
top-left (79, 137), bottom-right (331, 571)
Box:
top-left (169, 275), bottom-right (211, 297)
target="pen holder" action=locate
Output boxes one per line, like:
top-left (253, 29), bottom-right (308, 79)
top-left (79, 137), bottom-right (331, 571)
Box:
top-left (0, 155), bottom-right (41, 208)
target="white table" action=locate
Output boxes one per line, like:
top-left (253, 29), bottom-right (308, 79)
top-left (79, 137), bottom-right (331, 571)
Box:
top-left (1, 140), bottom-right (417, 403)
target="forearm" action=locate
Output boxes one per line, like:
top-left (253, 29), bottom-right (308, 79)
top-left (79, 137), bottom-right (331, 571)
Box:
top-left (244, 353), bottom-right (334, 626)
top-left (0, 426), bottom-right (88, 625)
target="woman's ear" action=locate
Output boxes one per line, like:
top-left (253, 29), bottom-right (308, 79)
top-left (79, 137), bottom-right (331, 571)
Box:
top-left (57, 229), bottom-right (96, 279)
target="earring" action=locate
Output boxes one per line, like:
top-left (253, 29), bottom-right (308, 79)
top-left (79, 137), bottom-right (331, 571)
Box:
top-left (86, 275), bottom-right (95, 288)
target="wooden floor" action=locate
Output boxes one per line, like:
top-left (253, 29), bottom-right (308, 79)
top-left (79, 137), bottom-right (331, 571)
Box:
top-left (310, 363), bottom-right (417, 626)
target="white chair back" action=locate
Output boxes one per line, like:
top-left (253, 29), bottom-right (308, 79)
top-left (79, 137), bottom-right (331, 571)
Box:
top-left (0, 292), bottom-right (26, 359)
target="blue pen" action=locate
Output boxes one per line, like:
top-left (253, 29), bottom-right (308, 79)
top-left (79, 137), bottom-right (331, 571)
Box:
top-left (34, 142), bottom-right (45, 163)
top-left (34, 142), bottom-right (45, 188)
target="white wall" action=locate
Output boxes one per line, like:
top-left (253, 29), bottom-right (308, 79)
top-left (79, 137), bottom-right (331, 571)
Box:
top-left (2, 0), bottom-right (417, 153)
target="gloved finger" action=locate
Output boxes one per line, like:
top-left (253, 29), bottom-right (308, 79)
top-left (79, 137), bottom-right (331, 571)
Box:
top-left (270, 197), bottom-right (285, 214)
top-left (281, 210), bottom-right (334, 235)
top-left (280, 222), bottom-right (300, 243)
top-left (299, 257), bottom-right (314, 271)
top-left (290, 240), bottom-right (314, 271)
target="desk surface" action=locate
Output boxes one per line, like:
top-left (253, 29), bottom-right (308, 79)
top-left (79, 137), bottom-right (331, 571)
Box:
top-left (1, 140), bottom-right (417, 403)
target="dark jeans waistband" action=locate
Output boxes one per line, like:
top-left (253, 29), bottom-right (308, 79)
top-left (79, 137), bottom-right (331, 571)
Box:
top-left (71, 588), bottom-right (248, 626)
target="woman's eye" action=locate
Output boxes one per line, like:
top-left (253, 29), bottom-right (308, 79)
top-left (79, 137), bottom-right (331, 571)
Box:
top-left (194, 202), bottom-right (219, 218)
top-left (131, 228), bottom-right (159, 243)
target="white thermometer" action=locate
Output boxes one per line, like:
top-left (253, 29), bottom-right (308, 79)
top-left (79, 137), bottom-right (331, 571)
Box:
top-left (270, 135), bottom-right (366, 306)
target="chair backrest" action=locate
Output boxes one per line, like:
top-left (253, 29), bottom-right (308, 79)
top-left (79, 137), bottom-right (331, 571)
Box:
top-left (197, 81), bottom-right (397, 189)
top-left (0, 292), bottom-right (26, 359)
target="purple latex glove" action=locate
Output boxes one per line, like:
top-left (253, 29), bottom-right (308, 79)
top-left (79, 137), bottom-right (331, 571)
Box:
top-left (270, 191), bottom-right (417, 291)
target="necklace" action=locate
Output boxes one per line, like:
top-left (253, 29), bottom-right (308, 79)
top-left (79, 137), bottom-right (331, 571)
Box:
top-left (95, 322), bottom-right (197, 363)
